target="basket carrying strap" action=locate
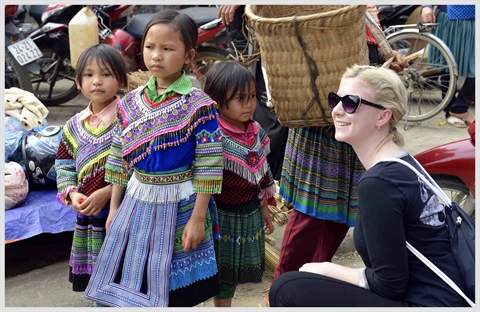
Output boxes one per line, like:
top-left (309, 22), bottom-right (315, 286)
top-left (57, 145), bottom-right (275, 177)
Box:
top-left (292, 16), bottom-right (328, 122)
top-left (364, 11), bottom-right (394, 61)
top-left (376, 157), bottom-right (475, 308)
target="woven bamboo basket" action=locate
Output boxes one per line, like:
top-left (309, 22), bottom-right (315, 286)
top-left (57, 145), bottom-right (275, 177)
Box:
top-left (244, 5), bottom-right (370, 128)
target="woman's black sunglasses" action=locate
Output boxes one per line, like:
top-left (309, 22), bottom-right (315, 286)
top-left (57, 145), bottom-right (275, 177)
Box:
top-left (328, 92), bottom-right (385, 114)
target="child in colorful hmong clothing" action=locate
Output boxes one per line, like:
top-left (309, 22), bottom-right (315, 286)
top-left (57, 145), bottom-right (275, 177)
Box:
top-left (55, 44), bottom-right (127, 294)
top-left (203, 60), bottom-right (275, 307)
top-left (84, 10), bottom-right (223, 307)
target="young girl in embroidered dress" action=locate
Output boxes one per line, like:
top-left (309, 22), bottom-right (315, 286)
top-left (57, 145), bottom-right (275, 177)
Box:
top-left (203, 60), bottom-right (275, 307)
top-left (84, 10), bottom-right (224, 307)
top-left (55, 44), bottom-right (127, 295)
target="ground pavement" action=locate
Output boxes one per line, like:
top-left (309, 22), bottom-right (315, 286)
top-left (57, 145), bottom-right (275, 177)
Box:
top-left (3, 93), bottom-right (475, 307)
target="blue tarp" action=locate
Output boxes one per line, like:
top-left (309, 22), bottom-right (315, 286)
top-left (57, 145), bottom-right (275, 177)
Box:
top-left (5, 189), bottom-right (76, 242)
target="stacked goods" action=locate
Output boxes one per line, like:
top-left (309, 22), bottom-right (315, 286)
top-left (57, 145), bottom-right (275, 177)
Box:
top-left (268, 203), bottom-right (291, 227)
top-left (245, 5), bottom-right (371, 127)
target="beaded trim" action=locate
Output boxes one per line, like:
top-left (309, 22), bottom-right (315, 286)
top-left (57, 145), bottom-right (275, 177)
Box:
top-left (134, 168), bottom-right (193, 185)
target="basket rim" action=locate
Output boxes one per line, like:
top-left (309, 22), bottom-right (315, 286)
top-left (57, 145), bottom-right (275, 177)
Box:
top-left (244, 5), bottom-right (365, 24)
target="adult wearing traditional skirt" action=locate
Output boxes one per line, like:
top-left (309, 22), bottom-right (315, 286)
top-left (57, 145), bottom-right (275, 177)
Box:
top-left (273, 6), bottom-right (409, 283)
top-left (421, 5), bottom-right (475, 127)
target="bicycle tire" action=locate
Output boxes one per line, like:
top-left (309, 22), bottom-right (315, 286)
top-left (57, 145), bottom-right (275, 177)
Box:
top-left (387, 29), bottom-right (458, 122)
top-left (184, 46), bottom-right (229, 88)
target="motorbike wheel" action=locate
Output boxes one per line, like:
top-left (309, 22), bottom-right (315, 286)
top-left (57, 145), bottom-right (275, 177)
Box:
top-left (433, 175), bottom-right (475, 220)
top-left (30, 49), bottom-right (79, 106)
top-left (5, 49), bottom-right (33, 92)
top-left (185, 46), bottom-right (229, 88)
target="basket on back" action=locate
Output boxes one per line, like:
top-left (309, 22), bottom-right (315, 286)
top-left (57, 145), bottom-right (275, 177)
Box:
top-left (245, 5), bottom-right (370, 127)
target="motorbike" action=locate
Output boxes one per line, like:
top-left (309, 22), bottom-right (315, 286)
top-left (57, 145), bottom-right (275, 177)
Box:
top-left (5, 5), bottom-right (40, 92)
top-left (8, 5), bottom-right (137, 106)
top-left (108, 6), bottom-right (228, 79)
top-left (377, 5), bottom-right (421, 30)
top-left (11, 5), bottom-right (227, 106)
top-left (414, 121), bottom-right (475, 219)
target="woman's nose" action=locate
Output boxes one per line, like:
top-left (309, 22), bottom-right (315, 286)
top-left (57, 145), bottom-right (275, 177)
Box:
top-left (331, 101), bottom-right (343, 117)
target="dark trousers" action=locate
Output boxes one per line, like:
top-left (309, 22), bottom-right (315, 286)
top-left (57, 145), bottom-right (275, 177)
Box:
top-left (273, 209), bottom-right (349, 282)
top-left (441, 75), bottom-right (475, 117)
top-left (269, 271), bottom-right (407, 307)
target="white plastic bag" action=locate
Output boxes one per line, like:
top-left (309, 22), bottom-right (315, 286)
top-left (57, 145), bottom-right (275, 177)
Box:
top-left (5, 161), bottom-right (29, 210)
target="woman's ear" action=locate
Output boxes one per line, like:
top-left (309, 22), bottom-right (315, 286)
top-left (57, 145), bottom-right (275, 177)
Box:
top-left (377, 109), bottom-right (393, 128)
top-left (184, 48), bottom-right (196, 65)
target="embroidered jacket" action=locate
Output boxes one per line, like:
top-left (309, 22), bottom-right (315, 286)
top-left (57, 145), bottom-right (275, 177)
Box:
top-left (104, 74), bottom-right (223, 194)
top-left (55, 98), bottom-right (119, 203)
top-left (214, 117), bottom-right (275, 205)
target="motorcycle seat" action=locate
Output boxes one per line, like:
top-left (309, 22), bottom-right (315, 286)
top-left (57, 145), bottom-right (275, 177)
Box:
top-left (29, 5), bottom-right (48, 24)
top-left (127, 7), bottom-right (219, 40)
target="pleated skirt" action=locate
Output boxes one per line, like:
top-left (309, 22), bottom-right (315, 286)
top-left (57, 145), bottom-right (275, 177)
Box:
top-left (430, 11), bottom-right (475, 78)
top-left (279, 126), bottom-right (365, 227)
top-left (215, 198), bottom-right (265, 285)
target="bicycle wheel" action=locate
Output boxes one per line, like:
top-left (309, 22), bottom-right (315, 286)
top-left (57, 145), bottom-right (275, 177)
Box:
top-left (387, 29), bottom-right (458, 122)
top-left (184, 46), bottom-right (229, 89)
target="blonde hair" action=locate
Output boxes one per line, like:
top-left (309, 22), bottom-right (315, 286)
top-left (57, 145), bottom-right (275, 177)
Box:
top-left (342, 64), bottom-right (407, 147)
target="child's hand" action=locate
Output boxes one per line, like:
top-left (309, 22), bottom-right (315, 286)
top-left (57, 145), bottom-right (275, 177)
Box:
top-left (182, 215), bottom-right (206, 252)
top-left (105, 211), bottom-right (116, 233)
top-left (69, 192), bottom-right (88, 213)
top-left (79, 188), bottom-right (110, 216)
top-left (263, 209), bottom-right (274, 235)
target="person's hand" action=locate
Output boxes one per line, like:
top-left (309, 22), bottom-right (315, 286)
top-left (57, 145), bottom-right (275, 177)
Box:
top-left (105, 210), bottom-right (116, 233)
top-left (262, 203), bottom-right (274, 235)
top-left (421, 6), bottom-right (436, 23)
top-left (217, 5), bottom-right (241, 25)
top-left (69, 191), bottom-right (88, 213)
top-left (79, 188), bottom-right (110, 216)
top-left (182, 215), bottom-right (206, 252)
top-left (299, 262), bottom-right (332, 275)
top-left (389, 50), bottom-right (409, 73)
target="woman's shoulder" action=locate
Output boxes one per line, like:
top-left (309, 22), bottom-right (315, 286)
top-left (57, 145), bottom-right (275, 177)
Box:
top-left (362, 155), bottom-right (419, 183)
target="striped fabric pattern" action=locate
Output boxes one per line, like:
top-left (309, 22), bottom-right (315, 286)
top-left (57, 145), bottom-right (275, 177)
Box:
top-left (214, 198), bottom-right (265, 285)
top-left (279, 126), bottom-right (365, 227)
top-left (84, 176), bottom-right (218, 307)
top-left (429, 10), bottom-right (475, 78)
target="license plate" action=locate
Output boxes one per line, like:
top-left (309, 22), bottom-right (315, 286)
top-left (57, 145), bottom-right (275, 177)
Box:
top-left (7, 37), bottom-right (43, 66)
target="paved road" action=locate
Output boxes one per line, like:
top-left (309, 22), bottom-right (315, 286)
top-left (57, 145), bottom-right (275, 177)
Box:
top-left (4, 93), bottom-right (475, 307)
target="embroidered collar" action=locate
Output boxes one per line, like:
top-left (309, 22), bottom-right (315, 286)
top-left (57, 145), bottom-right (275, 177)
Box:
top-left (77, 96), bottom-right (119, 127)
top-left (217, 115), bottom-right (259, 138)
top-left (144, 71), bottom-right (192, 103)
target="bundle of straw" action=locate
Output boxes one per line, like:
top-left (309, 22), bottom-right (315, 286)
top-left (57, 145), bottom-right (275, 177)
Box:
top-left (125, 70), bottom-right (152, 93)
top-left (268, 204), bottom-right (291, 227)
top-left (265, 242), bottom-right (280, 270)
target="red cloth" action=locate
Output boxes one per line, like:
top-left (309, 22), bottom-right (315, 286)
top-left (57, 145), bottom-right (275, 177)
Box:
top-left (273, 209), bottom-right (349, 283)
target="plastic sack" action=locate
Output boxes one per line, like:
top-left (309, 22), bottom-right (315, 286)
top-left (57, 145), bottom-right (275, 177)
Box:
top-left (5, 116), bottom-right (27, 163)
top-left (5, 161), bottom-right (29, 210)
top-left (22, 125), bottom-right (63, 190)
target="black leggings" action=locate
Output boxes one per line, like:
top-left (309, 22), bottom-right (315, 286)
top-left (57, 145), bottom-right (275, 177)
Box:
top-left (269, 271), bottom-right (409, 307)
